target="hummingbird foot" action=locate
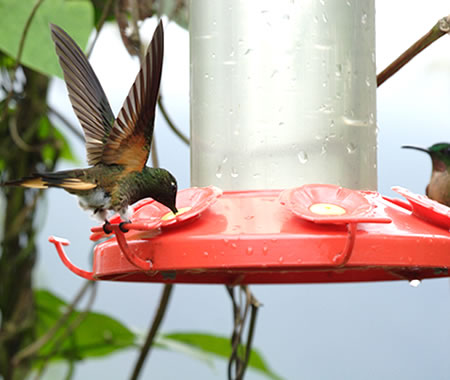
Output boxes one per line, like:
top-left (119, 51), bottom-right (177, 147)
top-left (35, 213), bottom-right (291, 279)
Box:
top-left (102, 220), bottom-right (113, 234)
top-left (119, 221), bottom-right (130, 233)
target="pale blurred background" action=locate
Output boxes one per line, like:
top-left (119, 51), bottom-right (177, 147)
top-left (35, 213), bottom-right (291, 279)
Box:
top-left (36, 1), bottom-right (450, 379)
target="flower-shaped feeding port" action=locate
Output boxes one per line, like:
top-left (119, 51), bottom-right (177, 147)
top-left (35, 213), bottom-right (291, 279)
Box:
top-left (279, 184), bottom-right (392, 266)
top-left (279, 184), bottom-right (392, 224)
top-left (49, 186), bottom-right (222, 277)
top-left (90, 186), bottom-right (223, 241)
top-left (392, 186), bottom-right (450, 230)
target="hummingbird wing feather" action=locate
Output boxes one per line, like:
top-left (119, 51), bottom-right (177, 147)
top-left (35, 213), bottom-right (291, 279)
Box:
top-left (3, 170), bottom-right (97, 191)
top-left (101, 21), bottom-right (164, 171)
top-left (50, 24), bottom-right (115, 166)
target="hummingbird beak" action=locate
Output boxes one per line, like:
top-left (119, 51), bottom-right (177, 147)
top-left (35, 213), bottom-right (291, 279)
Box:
top-left (401, 145), bottom-right (430, 154)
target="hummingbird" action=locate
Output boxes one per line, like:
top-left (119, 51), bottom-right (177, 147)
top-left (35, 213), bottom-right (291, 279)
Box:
top-left (402, 143), bottom-right (450, 207)
top-left (2, 21), bottom-right (178, 233)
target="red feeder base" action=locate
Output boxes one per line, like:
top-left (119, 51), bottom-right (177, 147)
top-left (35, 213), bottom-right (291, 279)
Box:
top-left (49, 185), bottom-right (450, 284)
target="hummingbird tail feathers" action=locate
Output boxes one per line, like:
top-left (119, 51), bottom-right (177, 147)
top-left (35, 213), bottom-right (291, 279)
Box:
top-left (3, 172), bottom-right (96, 191)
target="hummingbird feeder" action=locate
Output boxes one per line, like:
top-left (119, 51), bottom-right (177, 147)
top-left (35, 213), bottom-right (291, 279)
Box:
top-left (50, 0), bottom-right (450, 284)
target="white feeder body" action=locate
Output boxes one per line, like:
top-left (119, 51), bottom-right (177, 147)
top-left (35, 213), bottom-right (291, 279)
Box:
top-left (190, 0), bottom-right (377, 190)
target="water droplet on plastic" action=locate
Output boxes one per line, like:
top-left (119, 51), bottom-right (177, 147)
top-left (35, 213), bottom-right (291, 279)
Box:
top-left (297, 151), bottom-right (308, 164)
top-left (361, 13), bottom-right (367, 24)
top-left (365, 76), bottom-right (371, 87)
top-left (244, 48), bottom-right (252, 55)
top-left (313, 16), bottom-right (319, 23)
top-left (203, 251), bottom-right (209, 257)
top-left (346, 143), bottom-right (357, 154)
top-left (211, 53), bottom-right (216, 59)
top-left (322, 13), bottom-right (328, 23)
top-left (231, 167), bottom-right (239, 178)
top-left (369, 112), bottom-right (375, 124)
top-left (246, 247), bottom-right (253, 256)
top-left (321, 143), bottom-right (327, 155)
top-left (224, 239), bottom-right (229, 245)
top-left (346, 0), bottom-right (351, 6)
top-left (271, 70), bottom-right (278, 78)
top-left (215, 165), bottom-right (223, 178)
top-left (204, 73), bottom-right (209, 79)
top-left (262, 245), bottom-right (269, 255)
top-left (231, 242), bottom-right (237, 249)
top-left (330, 120), bottom-right (335, 128)
top-left (409, 279), bottom-right (421, 287)
top-left (278, 256), bottom-right (284, 263)
top-left (319, 104), bottom-right (334, 113)
top-left (335, 64), bottom-right (342, 77)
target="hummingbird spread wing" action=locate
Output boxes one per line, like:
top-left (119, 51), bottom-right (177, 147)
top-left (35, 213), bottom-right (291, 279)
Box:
top-left (50, 24), bottom-right (115, 166)
top-left (101, 21), bottom-right (164, 172)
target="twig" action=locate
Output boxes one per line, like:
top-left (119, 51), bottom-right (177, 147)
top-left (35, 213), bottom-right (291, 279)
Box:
top-left (239, 289), bottom-right (260, 379)
top-left (34, 282), bottom-right (98, 380)
top-left (8, 115), bottom-right (42, 152)
top-left (86, 0), bottom-right (114, 58)
top-left (150, 136), bottom-right (160, 168)
top-left (158, 96), bottom-right (189, 146)
top-left (47, 105), bottom-right (84, 142)
top-left (1, 0), bottom-right (45, 123)
top-left (377, 15), bottom-right (450, 87)
top-left (129, 284), bottom-right (174, 380)
top-left (226, 285), bottom-right (261, 380)
top-left (12, 281), bottom-right (94, 367)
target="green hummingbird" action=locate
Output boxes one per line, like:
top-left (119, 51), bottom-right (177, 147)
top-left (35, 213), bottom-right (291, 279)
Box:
top-left (402, 143), bottom-right (450, 207)
top-left (2, 21), bottom-right (178, 233)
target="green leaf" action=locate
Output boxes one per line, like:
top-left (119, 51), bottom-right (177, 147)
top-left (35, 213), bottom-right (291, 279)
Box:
top-left (160, 332), bottom-right (284, 380)
top-left (0, 0), bottom-right (94, 78)
top-left (35, 289), bottom-right (137, 364)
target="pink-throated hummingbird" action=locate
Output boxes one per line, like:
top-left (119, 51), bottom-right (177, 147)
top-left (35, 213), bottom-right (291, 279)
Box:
top-left (402, 143), bottom-right (450, 207)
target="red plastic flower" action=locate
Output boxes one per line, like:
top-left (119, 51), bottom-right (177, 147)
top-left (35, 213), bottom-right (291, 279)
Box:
top-left (90, 186), bottom-right (222, 240)
top-left (392, 186), bottom-right (450, 229)
top-left (280, 184), bottom-right (391, 224)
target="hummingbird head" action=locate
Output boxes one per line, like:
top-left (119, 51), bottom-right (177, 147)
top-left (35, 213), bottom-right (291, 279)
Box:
top-left (402, 143), bottom-right (450, 172)
top-left (148, 168), bottom-right (178, 214)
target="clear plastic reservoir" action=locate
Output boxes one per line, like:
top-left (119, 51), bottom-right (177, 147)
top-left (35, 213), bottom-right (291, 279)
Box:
top-left (190, 0), bottom-right (377, 190)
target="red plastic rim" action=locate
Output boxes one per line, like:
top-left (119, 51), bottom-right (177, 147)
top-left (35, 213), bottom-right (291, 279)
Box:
top-left (392, 186), bottom-right (450, 229)
top-left (280, 184), bottom-right (391, 224)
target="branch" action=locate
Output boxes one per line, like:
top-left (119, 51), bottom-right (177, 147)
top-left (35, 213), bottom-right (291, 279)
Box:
top-left (86, 0), bottom-right (114, 58)
top-left (226, 285), bottom-right (261, 380)
top-left (158, 95), bottom-right (189, 146)
top-left (377, 15), bottom-right (450, 87)
top-left (129, 284), bottom-right (174, 380)
top-left (47, 105), bottom-right (84, 142)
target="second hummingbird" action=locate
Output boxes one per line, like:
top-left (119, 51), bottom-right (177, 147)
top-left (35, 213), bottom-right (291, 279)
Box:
top-left (3, 21), bottom-right (178, 233)
top-left (402, 143), bottom-right (450, 207)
